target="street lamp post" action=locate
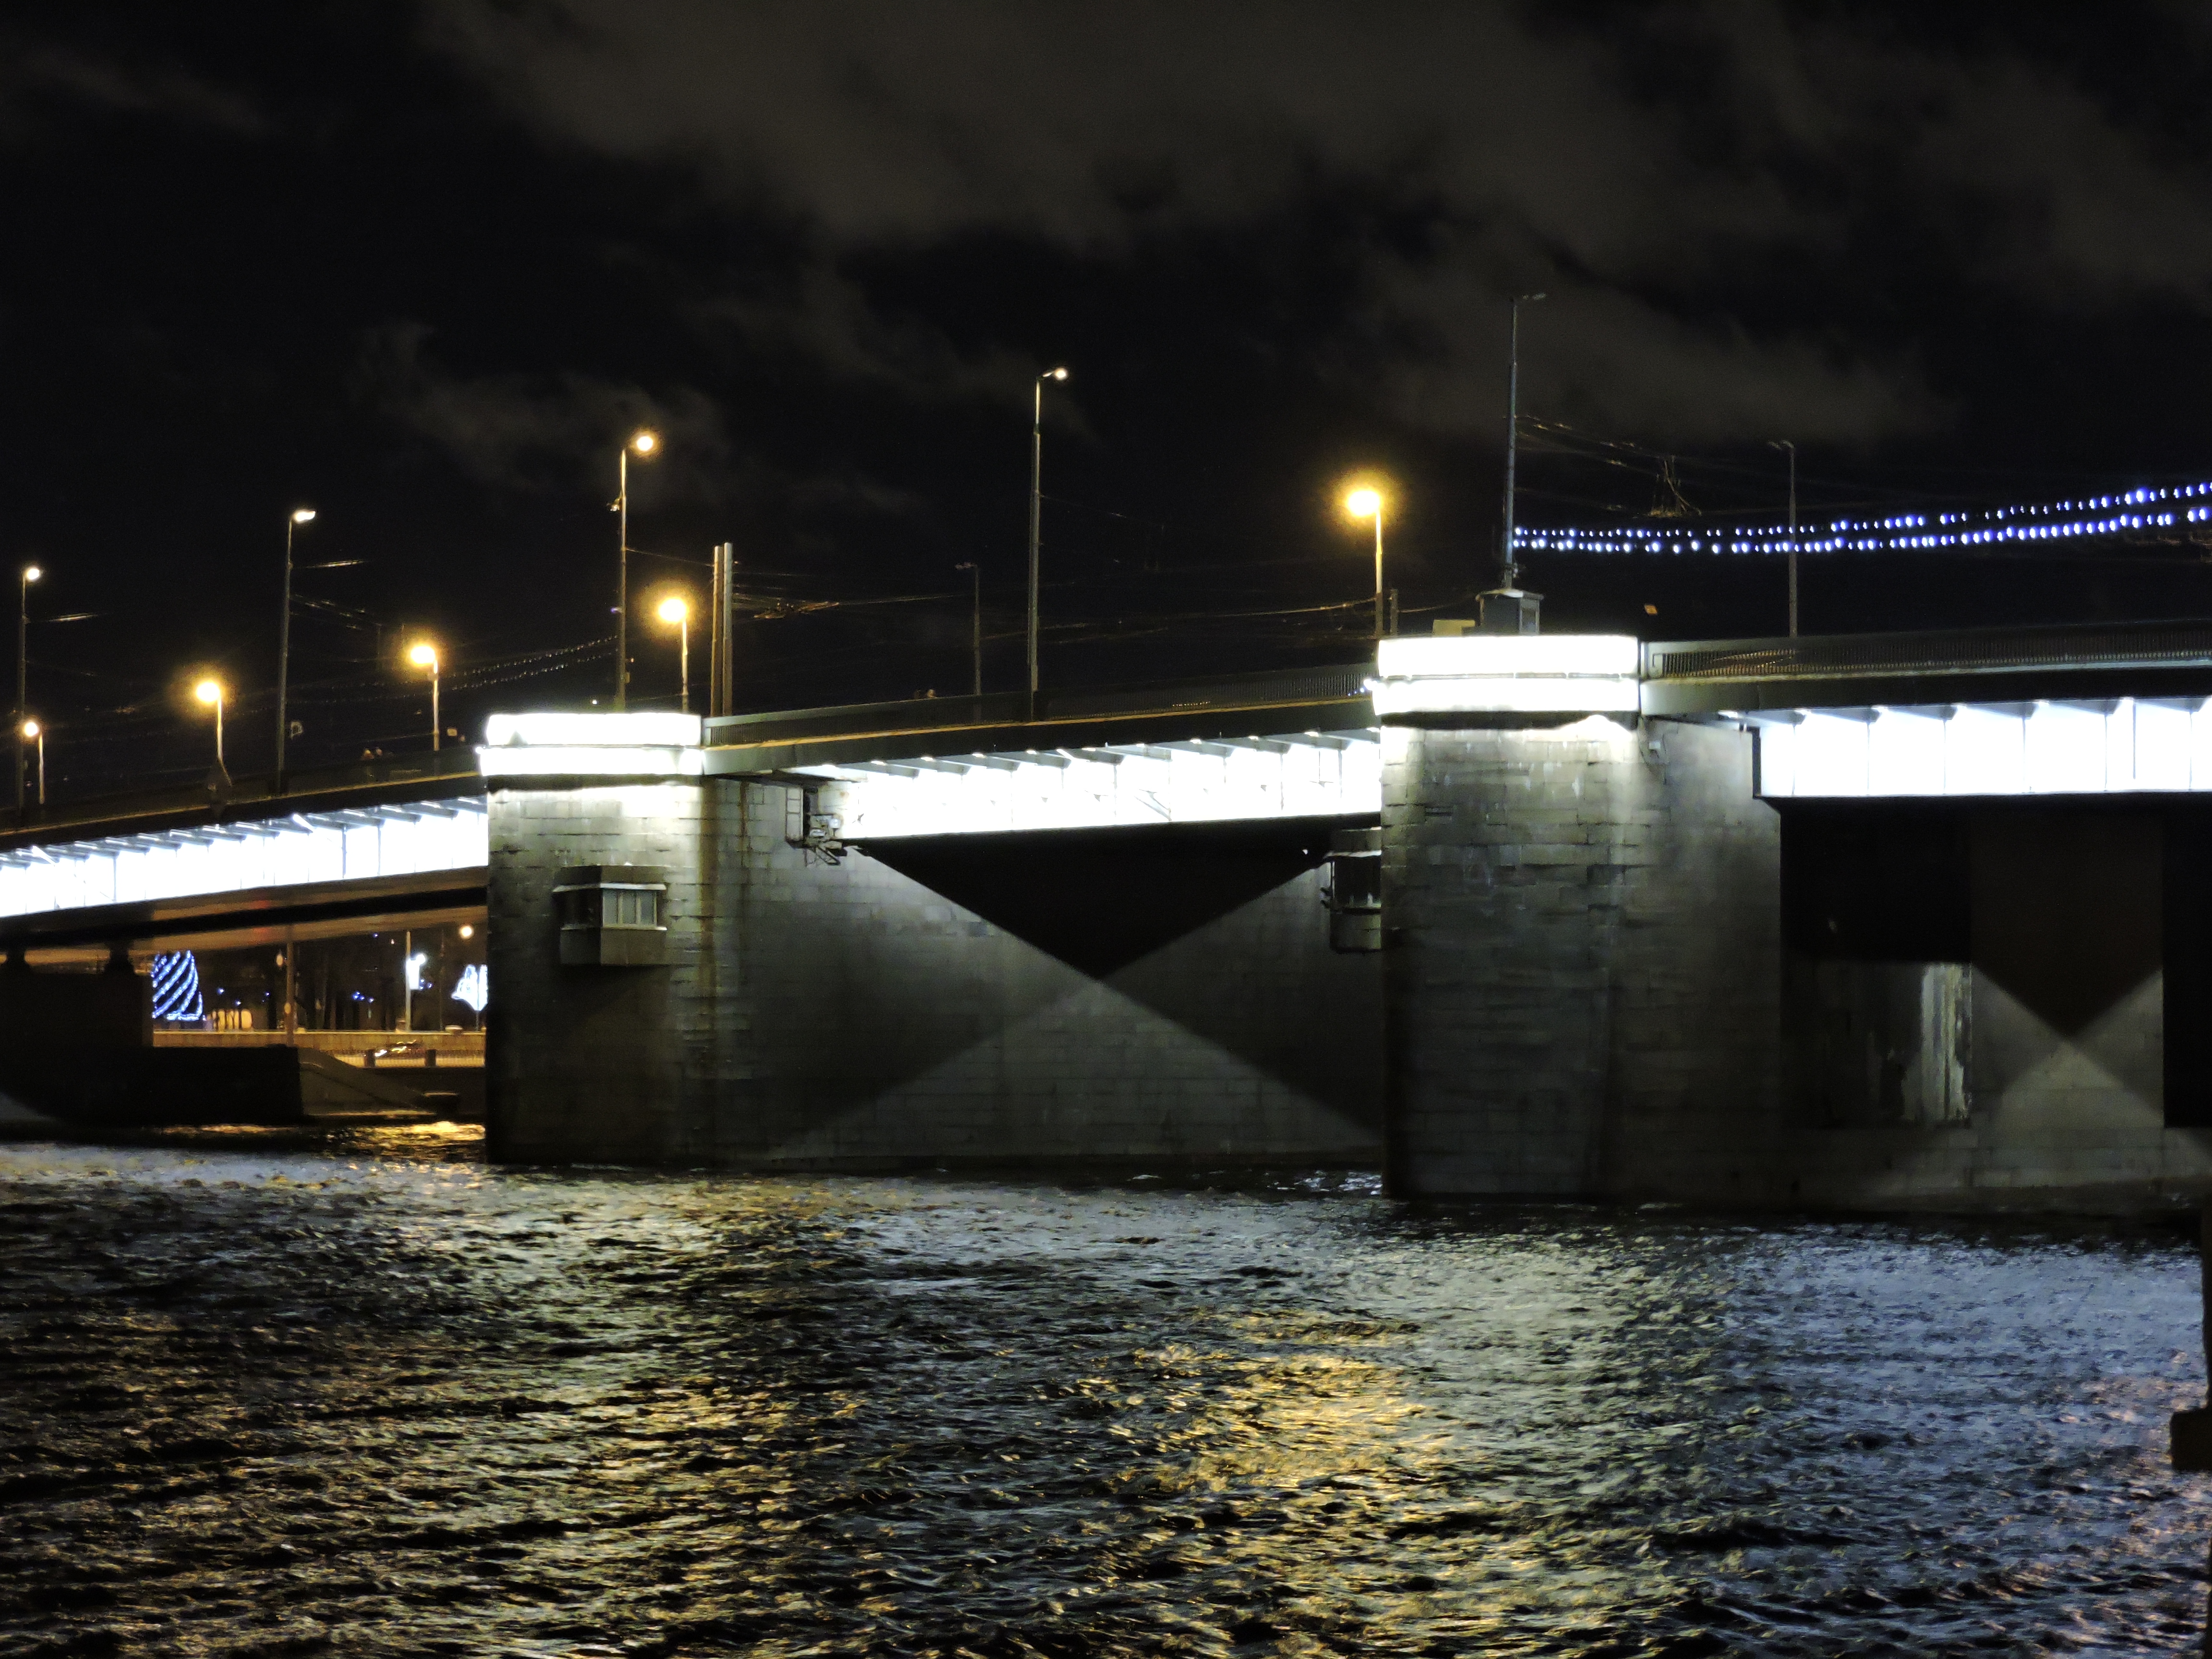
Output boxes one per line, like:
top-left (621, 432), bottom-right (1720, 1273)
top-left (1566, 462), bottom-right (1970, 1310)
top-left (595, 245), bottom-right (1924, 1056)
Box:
top-left (1027, 368), bottom-right (1067, 715)
top-left (407, 643), bottom-right (441, 750)
top-left (954, 562), bottom-right (980, 697)
top-left (1500, 292), bottom-right (1546, 590)
top-left (1344, 488), bottom-right (1387, 639)
top-left (277, 507), bottom-right (316, 786)
top-left (656, 596), bottom-right (690, 713)
top-left (195, 679), bottom-right (226, 775)
top-left (1768, 439), bottom-right (1799, 637)
top-left (20, 720), bottom-right (43, 807)
top-left (14, 564), bottom-right (38, 813)
top-left (615, 430), bottom-right (660, 710)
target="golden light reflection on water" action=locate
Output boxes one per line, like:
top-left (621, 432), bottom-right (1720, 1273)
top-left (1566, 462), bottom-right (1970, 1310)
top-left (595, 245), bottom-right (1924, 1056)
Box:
top-left (0, 1143), bottom-right (2202, 1654)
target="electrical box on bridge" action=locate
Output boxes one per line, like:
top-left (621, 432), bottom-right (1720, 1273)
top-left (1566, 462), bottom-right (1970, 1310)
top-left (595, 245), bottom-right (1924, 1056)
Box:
top-left (553, 866), bottom-right (670, 967)
top-left (1473, 588), bottom-right (1542, 635)
top-left (1322, 829), bottom-right (1382, 953)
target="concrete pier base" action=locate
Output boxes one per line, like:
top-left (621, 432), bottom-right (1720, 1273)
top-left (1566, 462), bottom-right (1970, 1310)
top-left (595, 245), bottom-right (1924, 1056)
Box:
top-left (1380, 715), bottom-right (1783, 1199)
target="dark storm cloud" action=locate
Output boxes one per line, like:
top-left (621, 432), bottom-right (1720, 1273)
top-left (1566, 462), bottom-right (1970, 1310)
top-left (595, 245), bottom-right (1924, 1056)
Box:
top-left (361, 323), bottom-right (729, 501)
top-left (0, 41), bottom-right (261, 138)
top-left (695, 265), bottom-right (1038, 407)
top-left (420, 1), bottom-right (2212, 447)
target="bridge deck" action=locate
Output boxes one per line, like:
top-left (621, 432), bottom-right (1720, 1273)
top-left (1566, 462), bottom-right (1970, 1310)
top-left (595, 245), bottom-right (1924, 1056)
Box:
top-left (13, 622), bottom-right (2212, 935)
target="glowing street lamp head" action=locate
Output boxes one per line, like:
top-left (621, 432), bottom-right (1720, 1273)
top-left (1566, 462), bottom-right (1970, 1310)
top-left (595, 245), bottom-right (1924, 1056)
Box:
top-left (193, 679), bottom-right (222, 706)
top-left (19, 720), bottom-right (37, 740)
top-left (291, 508), bottom-right (317, 525)
top-left (1344, 486), bottom-right (1383, 520)
top-left (1043, 367), bottom-right (1068, 382)
top-left (21, 565), bottom-right (40, 585)
top-left (629, 429), bottom-right (659, 456)
top-left (656, 595), bottom-right (689, 625)
top-left (408, 641), bottom-right (438, 669)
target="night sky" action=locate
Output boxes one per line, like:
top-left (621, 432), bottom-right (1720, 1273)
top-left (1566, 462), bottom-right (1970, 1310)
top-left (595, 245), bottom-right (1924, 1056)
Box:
top-left (10, 3), bottom-right (2212, 794)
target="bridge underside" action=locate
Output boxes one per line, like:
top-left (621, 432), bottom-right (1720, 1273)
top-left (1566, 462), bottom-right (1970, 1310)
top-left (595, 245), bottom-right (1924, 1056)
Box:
top-left (0, 870), bottom-right (485, 951)
top-left (1776, 798), bottom-right (2211, 1202)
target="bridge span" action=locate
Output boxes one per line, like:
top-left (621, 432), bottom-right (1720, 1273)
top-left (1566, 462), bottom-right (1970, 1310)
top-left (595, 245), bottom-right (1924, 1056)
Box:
top-left (6, 623), bottom-right (2212, 1210)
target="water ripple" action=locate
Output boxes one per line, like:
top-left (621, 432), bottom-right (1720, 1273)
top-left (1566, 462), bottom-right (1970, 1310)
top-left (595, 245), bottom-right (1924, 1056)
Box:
top-left (0, 1131), bottom-right (2202, 1656)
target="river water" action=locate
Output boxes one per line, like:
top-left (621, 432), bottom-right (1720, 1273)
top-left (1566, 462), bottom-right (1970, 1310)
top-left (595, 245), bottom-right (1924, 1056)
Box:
top-left (0, 1127), bottom-right (2204, 1657)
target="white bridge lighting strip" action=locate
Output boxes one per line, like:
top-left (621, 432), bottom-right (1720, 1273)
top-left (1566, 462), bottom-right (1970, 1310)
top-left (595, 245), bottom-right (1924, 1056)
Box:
top-left (0, 799), bottom-right (490, 920)
top-left (479, 711), bottom-right (706, 778)
top-left (1517, 480), bottom-right (2212, 558)
top-left (1369, 634), bottom-right (1641, 715)
top-left (800, 733), bottom-right (1383, 839)
top-left (1753, 699), bottom-right (2212, 798)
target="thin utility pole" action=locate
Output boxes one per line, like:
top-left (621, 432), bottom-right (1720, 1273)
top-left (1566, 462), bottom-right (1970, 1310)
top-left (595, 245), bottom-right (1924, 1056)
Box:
top-left (1027, 367), bottom-right (1067, 716)
top-left (1500, 293), bottom-right (1545, 590)
top-left (675, 607), bottom-right (689, 714)
top-left (13, 565), bottom-right (35, 813)
top-left (709, 544), bottom-right (724, 718)
top-left (616, 447), bottom-right (630, 709)
top-left (956, 562), bottom-right (981, 696)
top-left (614, 431), bottom-right (660, 711)
top-left (717, 542), bottom-right (735, 716)
top-left (277, 508), bottom-right (314, 785)
top-left (1371, 509), bottom-right (1386, 640)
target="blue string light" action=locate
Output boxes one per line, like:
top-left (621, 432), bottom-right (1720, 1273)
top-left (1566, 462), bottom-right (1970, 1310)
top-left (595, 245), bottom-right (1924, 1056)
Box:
top-left (1516, 481), bottom-right (2212, 558)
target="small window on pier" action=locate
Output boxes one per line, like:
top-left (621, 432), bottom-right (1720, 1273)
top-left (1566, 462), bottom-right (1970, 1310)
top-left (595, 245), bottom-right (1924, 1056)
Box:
top-left (552, 866), bottom-right (670, 967)
top-left (1323, 829), bottom-right (1382, 953)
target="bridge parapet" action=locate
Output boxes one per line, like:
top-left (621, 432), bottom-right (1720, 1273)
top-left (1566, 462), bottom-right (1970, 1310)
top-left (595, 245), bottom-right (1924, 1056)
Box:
top-left (1643, 618), bottom-right (2212, 717)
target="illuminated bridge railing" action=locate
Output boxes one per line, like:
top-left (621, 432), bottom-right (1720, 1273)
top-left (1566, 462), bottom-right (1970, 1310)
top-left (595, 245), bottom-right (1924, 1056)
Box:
top-left (0, 798), bottom-right (489, 920)
top-left (1647, 621), bottom-right (2212, 683)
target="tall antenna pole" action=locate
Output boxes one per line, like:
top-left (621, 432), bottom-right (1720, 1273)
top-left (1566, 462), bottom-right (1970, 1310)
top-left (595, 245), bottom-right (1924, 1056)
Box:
top-left (1500, 293), bottom-right (1546, 589)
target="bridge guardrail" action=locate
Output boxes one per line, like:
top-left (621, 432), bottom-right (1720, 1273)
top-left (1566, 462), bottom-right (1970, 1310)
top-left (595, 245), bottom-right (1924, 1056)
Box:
top-left (1646, 620), bottom-right (2212, 683)
top-left (703, 664), bottom-right (1373, 748)
top-left (0, 746), bottom-right (484, 855)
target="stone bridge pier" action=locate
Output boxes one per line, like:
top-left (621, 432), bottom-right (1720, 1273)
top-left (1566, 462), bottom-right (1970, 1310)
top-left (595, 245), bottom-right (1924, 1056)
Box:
top-left (1375, 658), bottom-right (1782, 1201)
top-left (483, 740), bottom-right (1382, 1171)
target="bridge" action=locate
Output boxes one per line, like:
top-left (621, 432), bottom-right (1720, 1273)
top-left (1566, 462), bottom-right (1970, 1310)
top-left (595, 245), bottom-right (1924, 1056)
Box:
top-left (3, 619), bottom-right (2212, 1210)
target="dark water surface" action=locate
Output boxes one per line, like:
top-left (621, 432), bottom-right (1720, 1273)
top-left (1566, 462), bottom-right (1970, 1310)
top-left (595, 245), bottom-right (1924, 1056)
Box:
top-left (0, 1129), bottom-right (2204, 1657)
